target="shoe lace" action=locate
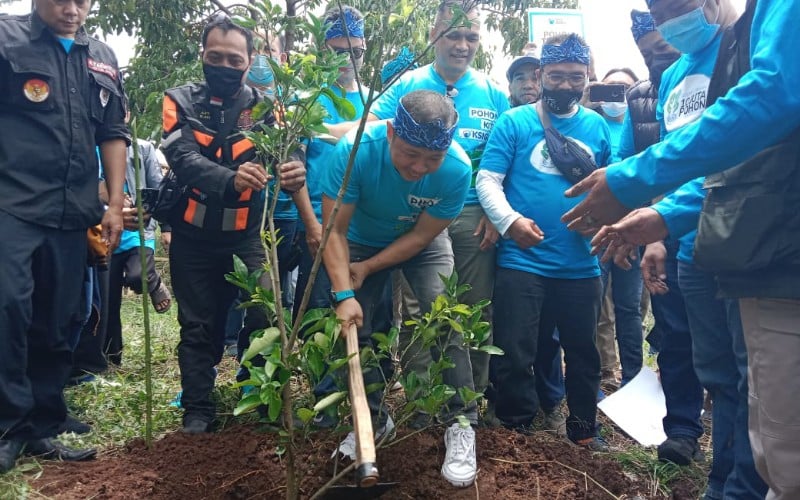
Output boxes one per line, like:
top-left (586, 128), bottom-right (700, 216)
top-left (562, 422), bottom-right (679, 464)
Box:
top-left (447, 427), bottom-right (475, 463)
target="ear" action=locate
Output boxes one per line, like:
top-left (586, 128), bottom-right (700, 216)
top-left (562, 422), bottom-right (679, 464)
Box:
top-left (386, 121), bottom-right (394, 141)
top-left (280, 52), bottom-right (288, 64)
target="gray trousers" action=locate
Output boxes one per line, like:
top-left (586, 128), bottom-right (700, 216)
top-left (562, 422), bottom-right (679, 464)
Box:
top-left (739, 298), bottom-right (800, 500)
top-left (354, 232), bottom-right (477, 425)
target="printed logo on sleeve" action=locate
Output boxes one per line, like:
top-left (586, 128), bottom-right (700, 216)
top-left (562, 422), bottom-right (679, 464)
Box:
top-left (23, 79), bottom-right (50, 102)
top-left (664, 74), bottom-right (710, 132)
top-left (87, 58), bottom-right (118, 80)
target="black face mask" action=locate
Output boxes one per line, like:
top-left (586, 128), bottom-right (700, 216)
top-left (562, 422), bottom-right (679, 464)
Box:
top-left (541, 87), bottom-right (582, 114)
top-left (203, 63), bottom-right (245, 98)
top-left (648, 52), bottom-right (680, 87)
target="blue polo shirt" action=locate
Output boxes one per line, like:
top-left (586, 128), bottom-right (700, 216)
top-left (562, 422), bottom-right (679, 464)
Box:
top-left (321, 120), bottom-right (471, 248)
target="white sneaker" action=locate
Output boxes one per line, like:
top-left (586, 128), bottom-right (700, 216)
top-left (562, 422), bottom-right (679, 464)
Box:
top-left (441, 423), bottom-right (477, 487)
top-left (332, 415), bottom-right (396, 460)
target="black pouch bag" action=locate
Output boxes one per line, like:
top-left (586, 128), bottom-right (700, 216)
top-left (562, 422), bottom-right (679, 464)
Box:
top-left (535, 101), bottom-right (597, 184)
top-left (151, 166), bottom-right (184, 223)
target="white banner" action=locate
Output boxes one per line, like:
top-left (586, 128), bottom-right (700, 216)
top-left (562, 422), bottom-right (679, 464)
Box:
top-left (527, 8), bottom-right (586, 53)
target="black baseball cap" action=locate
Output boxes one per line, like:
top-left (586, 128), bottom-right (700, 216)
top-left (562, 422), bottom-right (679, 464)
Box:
top-left (506, 54), bottom-right (541, 82)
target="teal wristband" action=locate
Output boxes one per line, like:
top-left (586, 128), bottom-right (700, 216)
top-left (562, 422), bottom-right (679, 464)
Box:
top-left (331, 289), bottom-right (355, 304)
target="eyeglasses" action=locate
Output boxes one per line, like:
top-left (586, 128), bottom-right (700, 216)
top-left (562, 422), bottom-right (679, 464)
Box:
top-left (445, 85), bottom-right (459, 98)
top-left (331, 46), bottom-right (366, 59)
top-left (543, 72), bottom-right (587, 86)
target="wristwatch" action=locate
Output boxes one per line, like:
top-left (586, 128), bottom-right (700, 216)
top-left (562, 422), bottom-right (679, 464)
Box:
top-left (331, 289), bottom-right (355, 305)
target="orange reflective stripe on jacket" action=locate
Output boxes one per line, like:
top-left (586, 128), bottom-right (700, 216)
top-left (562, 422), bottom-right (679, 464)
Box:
top-left (163, 95), bottom-right (179, 133)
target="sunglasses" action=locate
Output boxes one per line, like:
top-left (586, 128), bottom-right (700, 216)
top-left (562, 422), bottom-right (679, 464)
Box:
top-left (331, 46), bottom-right (366, 59)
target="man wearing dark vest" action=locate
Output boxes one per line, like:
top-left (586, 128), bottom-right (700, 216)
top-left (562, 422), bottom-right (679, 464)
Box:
top-left (161, 14), bottom-right (305, 434)
top-left (0, 0), bottom-right (129, 473)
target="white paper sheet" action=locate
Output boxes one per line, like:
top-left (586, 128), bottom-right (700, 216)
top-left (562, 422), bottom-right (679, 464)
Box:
top-left (597, 366), bottom-right (668, 447)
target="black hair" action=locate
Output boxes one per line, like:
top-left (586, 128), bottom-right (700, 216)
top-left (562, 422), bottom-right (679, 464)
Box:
top-left (202, 12), bottom-right (255, 55)
top-left (603, 67), bottom-right (639, 83)
top-left (542, 32), bottom-right (588, 47)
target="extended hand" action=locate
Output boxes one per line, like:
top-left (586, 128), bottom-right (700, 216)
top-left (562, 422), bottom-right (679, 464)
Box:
top-left (278, 160), bottom-right (306, 193)
top-left (474, 215), bottom-right (499, 251)
top-left (234, 162), bottom-right (269, 192)
top-left (641, 241), bottom-right (669, 295)
top-left (305, 222), bottom-right (322, 258)
top-left (335, 298), bottom-right (363, 329)
top-left (592, 207), bottom-right (669, 249)
top-left (101, 205), bottom-right (124, 252)
top-left (561, 168), bottom-right (631, 231)
top-left (507, 217), bottom-right (545, 249)
top-left (349, 261), bottom-right (371, 291)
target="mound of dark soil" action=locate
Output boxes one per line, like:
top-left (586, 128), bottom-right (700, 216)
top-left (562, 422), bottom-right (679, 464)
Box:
top-left (34, 425), bottom-right (667, 499)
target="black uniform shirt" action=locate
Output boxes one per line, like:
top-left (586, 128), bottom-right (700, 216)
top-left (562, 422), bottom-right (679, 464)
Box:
top-left (0, 13), bottom-right (130, 230)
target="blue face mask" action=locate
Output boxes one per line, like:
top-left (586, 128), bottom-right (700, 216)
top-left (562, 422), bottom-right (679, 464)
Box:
top-left (247, 54), bottom-right (275, 87)
top-left (656, 1), bottom-right (720, 54)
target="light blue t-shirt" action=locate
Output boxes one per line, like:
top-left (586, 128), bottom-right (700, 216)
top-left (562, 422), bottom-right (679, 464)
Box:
top-left (321, 120), bottom-right (471, 248)
top-left (370, 64), bottom-right (510, 206)
top-left (303, 87), bottom-right (368, 226)
top-left (605, 117), bottom-right (625, 161)
top-left (653, 34), bottom-right (723, 263)
top-left (603, 0), bottom-right (800, 208)
top-left (58, 37), bottom-right (74, 53)
top-left (480, 105), bottom-right (612, 279)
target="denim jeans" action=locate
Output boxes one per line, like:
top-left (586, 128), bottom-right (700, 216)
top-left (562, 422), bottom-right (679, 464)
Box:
top-left (600, 258), bottom-right (644, 385)
top-left (355, 233), bottom-right (477, 425)
top-left (491, 267), bottom-right (602, 441)
top-left (650, 245), bottom-right (704, 441)
top-left (678, 262), bottom-right (767, 499)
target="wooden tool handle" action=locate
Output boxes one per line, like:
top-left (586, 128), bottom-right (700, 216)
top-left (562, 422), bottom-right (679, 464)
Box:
top-left (345, 323), bottom-right (379, 487)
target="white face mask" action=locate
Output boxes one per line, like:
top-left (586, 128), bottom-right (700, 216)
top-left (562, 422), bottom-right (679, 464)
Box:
top-left (602, 101), bottom-right (628, 118)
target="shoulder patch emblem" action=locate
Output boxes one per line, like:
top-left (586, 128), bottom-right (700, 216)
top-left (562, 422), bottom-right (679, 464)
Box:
top-left (87, 58), bottom-right (118, 80)
top-left (23, 79), bottom-right (49, 102)
top-left (100, 88), bottom-right (110, 107)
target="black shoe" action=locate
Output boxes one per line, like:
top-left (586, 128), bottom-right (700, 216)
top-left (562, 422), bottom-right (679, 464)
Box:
top-left (57, 415), bottom-right (92, 435)
top-left (657, 437), bottom-right (700, 466)
top-left (182, 418), bottom-right (211, 434)
top-left (408, 412), bottom-right (433, 430)
top-left (24, 438), bottom-right (96, 461)
top-left (0, 440), bottom-right (24, 473)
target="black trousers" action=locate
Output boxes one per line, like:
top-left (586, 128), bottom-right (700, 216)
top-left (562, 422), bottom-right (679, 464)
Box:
top-left (490, 267), bottom-right (602, 441)
top-left (170, 231), bottom-right (267, 424)
top-left (0, 210), bottom-right (87, 441)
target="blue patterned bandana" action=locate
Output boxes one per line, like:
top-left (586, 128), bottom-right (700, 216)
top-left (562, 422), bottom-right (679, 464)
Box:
top-left (381, 47), bottom-right (417, 85)
top-left (392, 99), bottom-right (457, 151)
top-left (325, 10), bottom-right (365, 40)
top-left (631, 10), bottom-right (657, 42)
top-left (540, 34), bottom-right (590, 66)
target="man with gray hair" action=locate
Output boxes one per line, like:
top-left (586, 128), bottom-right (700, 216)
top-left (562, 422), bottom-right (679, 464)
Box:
top-left (322, 90), bottom-right (478, 487)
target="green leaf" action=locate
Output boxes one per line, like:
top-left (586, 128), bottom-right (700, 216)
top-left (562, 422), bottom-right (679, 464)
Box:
top-left (478, 345), bottom-right (505, 356)
top-left (313, 391), bottom-right (347, 412)
top-left (234, 393), bottom-right (263, 416)
top-left (296, 408), bottom-right (315, 424)
top-left (268, 396), bottom-right (283, 422)
top-left (241, 327), bottom-right (281, 363)
top-left (446, 318), bottom-right (464, 333)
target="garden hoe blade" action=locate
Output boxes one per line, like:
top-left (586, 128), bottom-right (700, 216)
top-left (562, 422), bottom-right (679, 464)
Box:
top-left (324, 325), bottom-right (397, 500)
